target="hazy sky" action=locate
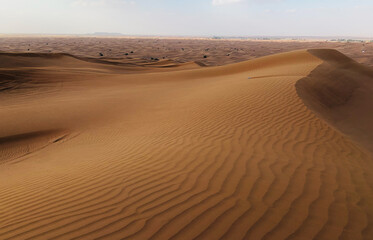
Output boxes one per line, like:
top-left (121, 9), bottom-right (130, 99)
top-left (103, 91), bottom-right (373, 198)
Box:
top-left (0, 0), bottom-right (372, 37)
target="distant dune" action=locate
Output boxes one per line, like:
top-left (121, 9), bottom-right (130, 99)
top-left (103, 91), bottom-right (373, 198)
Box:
top-left (1, 37), bottom-right (372, 67)
top-left (0, 49), bottom-right (372, 240)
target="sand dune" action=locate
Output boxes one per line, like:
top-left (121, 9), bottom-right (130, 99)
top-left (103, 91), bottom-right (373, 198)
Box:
top-left (0, 35), bottom-right (373, 67)
top-left (0, 49), bottom-right (372, 240)
top-left (1, 37), bottom-right (372, 67)
top-left (296, 49), bottom-right (373, 152)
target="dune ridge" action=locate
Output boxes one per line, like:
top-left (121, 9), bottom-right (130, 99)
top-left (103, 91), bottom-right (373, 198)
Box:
top-left (0, 49), bottom-right (372, 240)
top-left (296, 49), bottom-right (373, 153)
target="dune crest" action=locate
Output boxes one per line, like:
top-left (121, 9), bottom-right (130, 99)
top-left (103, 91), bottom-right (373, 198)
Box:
top-left (296, 49), bottom-right (373, 153)
top-left (0, 49), bottom-right (372, 240)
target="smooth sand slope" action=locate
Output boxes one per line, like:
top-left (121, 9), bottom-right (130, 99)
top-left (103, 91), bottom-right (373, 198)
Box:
top-left (0, 49), bottom-right (372, 240)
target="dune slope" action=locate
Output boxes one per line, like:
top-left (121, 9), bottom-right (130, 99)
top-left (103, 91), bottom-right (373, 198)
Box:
top-left (0, 50), bottom-right (372, 240)
top-left (296, 49), bottom-right (373, 153)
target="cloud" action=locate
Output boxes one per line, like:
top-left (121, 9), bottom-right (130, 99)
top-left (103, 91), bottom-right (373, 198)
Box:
top-left (286, 8), bottom-right (297, 13)
top-left (72, 0), bottom-right (104, 7)
top-left (212, 0), bottom-right (243, 6)
top-left (72, 0), bottom-right (135, 7)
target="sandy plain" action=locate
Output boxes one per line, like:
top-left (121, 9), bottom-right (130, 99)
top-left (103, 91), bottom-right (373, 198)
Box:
top-left (0, 36), bottom-right (372, 67)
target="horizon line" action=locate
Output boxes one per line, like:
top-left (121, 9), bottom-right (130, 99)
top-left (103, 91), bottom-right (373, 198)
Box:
top-left (1, 33), bottom-right (372, 41)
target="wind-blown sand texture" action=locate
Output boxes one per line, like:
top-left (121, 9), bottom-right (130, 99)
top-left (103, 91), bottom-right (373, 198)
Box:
top-left (0, 49), bottom-right (372, 240)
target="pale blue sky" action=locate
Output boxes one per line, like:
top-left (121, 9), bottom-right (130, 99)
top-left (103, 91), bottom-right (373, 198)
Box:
top-left (0, 0), bottom-right (372, 37)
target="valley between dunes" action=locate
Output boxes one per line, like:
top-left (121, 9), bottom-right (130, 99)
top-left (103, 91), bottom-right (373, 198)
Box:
top-left (0, 49), bottom-right (372, 240)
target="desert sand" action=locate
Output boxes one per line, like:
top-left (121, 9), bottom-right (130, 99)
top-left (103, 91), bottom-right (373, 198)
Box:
top-left (0, 37), bottom-right (372, 67)
top-left (0, 40), bottom-right (373, 239)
